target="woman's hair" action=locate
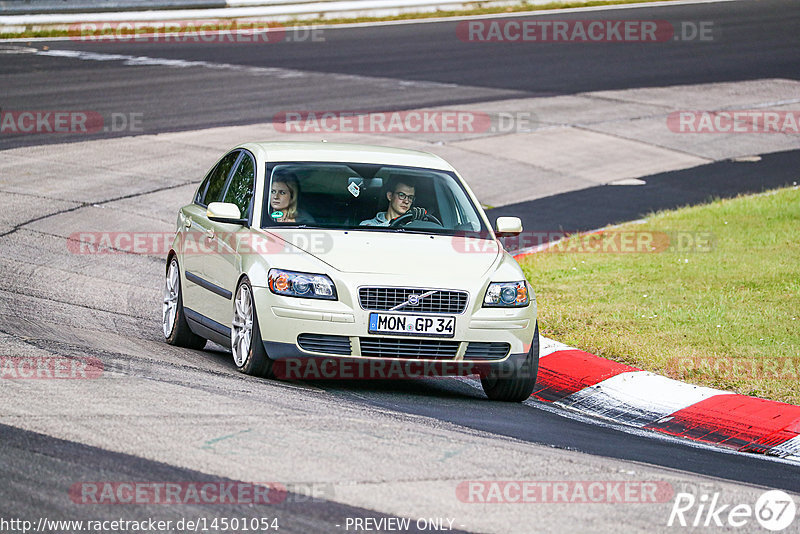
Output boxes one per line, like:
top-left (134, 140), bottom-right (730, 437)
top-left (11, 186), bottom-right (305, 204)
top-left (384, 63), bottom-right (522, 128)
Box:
top-left (272, 172), bottom-right (300, 221)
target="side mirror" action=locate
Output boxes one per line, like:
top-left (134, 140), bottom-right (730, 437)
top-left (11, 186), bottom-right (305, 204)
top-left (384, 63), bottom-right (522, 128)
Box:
top-left (495, 216), bottom-right (522, 237)
top-left (207, 202), bottom-right (247, 225)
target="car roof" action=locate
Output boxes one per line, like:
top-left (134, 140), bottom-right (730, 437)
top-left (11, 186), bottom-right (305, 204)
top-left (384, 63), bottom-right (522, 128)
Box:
top-left (237, 141), bottom-right (455, 172)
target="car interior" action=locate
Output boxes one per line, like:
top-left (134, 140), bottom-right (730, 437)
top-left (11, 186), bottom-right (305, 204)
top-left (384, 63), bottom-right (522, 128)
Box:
top-left (264, 163), bottom-right (476, 230)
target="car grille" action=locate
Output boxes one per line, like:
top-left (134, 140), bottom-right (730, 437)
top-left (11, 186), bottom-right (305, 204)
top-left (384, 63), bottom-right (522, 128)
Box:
top-left (359, 337), bottom-right (460, 360)
top-left (464, 342), bottom-right (510, 360)
top-left (297, 334), bottom-right (352, 355)
top-left (358, 287), bottom-right (468, 314)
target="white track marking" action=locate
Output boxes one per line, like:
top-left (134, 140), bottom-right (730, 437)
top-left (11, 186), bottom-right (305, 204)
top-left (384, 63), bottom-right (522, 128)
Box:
top-left (539, 335), bottom-right (573, 358)
top-left (288, 0), bottom-right (745, 31)
top-left (0, 0), bottom-right (745, 42)
top-left (528, 396), bottom-right (800, 467)
top-left (458, 374), bottom-right (800, 466)
top-left (769, 435), bottom-right (800, 460)
top-left (0, 44), bottom-right (37, 53)
top-left (35, 48), bottom-right (459, 89)
top-left (557, 371), bottom-right (732, 428)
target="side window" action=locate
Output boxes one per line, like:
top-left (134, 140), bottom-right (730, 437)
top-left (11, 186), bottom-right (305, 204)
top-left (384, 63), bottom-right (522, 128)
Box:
top-left (195, 151), bottom-right (240, 206)
top-left (222, 152), bottom-right (255, 221)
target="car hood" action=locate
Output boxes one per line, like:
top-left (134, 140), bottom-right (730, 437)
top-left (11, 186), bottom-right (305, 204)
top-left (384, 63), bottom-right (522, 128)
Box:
top-left (264, 229), bottom-right (501, 276)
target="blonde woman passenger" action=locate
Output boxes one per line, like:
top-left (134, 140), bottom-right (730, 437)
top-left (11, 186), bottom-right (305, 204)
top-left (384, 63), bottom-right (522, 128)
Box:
top-left (270, 172), bottom-right (313, 223)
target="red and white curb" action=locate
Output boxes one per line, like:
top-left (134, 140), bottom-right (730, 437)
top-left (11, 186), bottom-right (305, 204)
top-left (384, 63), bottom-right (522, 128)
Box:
top-left (532, 337), bottom-right (800, 461)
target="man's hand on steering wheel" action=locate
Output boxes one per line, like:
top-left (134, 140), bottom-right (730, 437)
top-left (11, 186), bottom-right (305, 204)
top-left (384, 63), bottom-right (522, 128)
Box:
top-left (389, 207), bottom-right (443, 227)
top-left (409, 207), bottom-right (427, 221)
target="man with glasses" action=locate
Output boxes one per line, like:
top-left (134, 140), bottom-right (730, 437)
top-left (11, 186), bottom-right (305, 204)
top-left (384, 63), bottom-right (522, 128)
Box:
top-left (360, 177), bottom-right (428, 226)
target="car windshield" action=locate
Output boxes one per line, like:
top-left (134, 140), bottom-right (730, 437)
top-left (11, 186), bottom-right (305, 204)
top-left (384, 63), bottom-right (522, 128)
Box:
top-left (261, 162), bottom-right (488, 236)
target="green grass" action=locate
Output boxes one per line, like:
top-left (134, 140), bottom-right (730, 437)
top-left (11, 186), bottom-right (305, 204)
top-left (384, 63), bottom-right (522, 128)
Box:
top-left (519, 187), bottom-right (800, 405)
top-left (1, 0), bottom-right (678, 40)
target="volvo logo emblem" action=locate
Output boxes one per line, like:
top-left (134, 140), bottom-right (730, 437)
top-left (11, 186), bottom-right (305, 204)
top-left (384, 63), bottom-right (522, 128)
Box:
top-left (389, 290), bottom-right (437, 311)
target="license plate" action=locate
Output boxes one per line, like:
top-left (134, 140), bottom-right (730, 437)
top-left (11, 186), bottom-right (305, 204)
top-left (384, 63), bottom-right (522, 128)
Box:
top-left (368, 313), bottom-right (455, 338)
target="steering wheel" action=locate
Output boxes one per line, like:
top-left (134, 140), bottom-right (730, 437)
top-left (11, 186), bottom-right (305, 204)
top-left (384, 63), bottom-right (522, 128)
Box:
top-left (389, 210), bottom-right (443, 227)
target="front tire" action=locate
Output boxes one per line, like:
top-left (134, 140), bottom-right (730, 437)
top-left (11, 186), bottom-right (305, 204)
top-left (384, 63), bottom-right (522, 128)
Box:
top-left (231, 278), bottom-right (274, 378)
top-left (481, 321), bottom-right (540, 402)
top-left (163, 257), bottom-right (206, 349)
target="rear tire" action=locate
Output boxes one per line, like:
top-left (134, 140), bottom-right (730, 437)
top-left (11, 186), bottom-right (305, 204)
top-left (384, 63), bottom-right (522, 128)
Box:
top-left (231, 278), bottom-right (274, 378)
top-left (163, 257), bottom-right (206, 349)
top-left (481, 322), bottom-right (540, 402)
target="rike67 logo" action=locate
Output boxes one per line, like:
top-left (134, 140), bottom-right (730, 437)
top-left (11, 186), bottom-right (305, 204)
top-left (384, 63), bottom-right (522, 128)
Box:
top-left (668, 490), bottom-right (796, 531)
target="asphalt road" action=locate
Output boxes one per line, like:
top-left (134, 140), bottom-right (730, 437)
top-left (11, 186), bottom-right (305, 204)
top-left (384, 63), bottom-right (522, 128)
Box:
top-left (1, 423), bottom-right (450, 534)
top-left (1, 0), bottom-right (798, 148)
top-left (2, 1), bottom-right (800, 532)
top-left (490, 148), bottom-right (800, 236)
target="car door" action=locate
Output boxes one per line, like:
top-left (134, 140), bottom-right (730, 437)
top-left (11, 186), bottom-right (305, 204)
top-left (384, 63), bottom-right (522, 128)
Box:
top-left (203, 150), bottom-right (257, 326)
top-left (181, 150), bottom-right (241, 319)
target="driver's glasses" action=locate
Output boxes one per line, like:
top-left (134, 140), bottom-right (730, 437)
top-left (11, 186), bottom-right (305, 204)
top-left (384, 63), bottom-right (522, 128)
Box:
top-left (394, 191), bottom-right (415, 203)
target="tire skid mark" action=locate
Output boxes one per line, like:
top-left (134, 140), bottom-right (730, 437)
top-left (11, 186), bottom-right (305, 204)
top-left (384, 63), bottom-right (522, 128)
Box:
top-left (0, 180), bottom-right (195, 239)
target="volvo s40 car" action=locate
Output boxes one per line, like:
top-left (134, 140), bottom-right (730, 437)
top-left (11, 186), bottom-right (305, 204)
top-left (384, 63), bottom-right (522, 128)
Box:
top-left (163, 142), bottom-right (538, 401)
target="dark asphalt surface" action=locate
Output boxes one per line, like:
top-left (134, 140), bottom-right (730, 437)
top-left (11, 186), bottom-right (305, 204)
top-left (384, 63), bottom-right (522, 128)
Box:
top-left (316, 379), bottom-right (800, 492)
top-left (3, 376), bottom-right (800, 531)
top-left (0, 422), bottom-right (459, 533)
top-left (2, 0), bottom-right (800, 530)
top-left (488, 148), bottom-right (800, 237)
top-left (1, 0), bottom-right (798, 148)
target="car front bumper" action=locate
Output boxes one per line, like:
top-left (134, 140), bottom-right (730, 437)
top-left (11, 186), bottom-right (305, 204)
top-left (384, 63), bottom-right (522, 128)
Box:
top-left (252, 285), bottom-right (537, 378)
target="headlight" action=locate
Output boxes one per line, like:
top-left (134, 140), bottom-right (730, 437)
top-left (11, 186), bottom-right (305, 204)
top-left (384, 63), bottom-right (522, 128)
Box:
top-left (268, 269), bottom-right (337, 300)
top-left (483, 281), bottom-right (529, 307)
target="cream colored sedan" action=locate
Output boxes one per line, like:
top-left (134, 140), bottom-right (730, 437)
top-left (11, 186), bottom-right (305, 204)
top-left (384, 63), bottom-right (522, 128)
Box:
top-left (163, 142), bottom-right (538, 401)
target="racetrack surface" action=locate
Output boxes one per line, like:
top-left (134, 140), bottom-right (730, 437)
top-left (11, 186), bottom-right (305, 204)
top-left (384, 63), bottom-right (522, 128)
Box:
top-left (490, 148), bottom-right (800, 237)
top-left (1, 0), bottom-right (798, 149)
top-left (2, 1), bottom-right (800, 532)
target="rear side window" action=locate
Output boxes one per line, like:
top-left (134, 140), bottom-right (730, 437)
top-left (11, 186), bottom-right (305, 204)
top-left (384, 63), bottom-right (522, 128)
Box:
top-left (195, 151), bottom-right (240, 206)
top-left (222, 152), bottom-right (255, 221)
